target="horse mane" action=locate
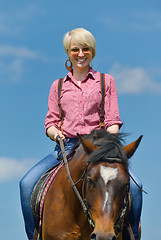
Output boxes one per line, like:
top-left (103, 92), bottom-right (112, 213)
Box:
top-left (85, 130), bottom-right (128, 167)
top-left (69, 129), bottom-right (128, 169)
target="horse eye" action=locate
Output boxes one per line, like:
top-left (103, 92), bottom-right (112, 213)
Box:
top-left (87, 177), bottom-right (95, 187)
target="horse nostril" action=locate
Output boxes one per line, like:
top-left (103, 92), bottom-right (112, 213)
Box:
top-left (90, 233), bottom-right (96, 240)
top-left (91, 232), bottom-right (116, 240)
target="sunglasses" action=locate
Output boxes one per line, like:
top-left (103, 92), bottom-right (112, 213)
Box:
top-left (70, 46), bottom-right (91, 55)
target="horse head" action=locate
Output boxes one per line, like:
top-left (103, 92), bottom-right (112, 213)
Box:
top-left (78, 131), bottom-right (142, 240)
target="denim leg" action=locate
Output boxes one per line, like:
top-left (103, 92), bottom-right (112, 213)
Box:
top-left (55, 137), bottom-right (79, 159)
top-left (128, 168), bottom-right (143, 240)
top-left (19, 138), bottom-right (79, 240)
top-left (19, 151), bottom-right (59, 240)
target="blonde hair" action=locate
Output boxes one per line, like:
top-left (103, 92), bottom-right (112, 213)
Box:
top-left (63, 28), bottom-right (96, 59)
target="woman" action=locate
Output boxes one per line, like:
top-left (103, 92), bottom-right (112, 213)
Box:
top-left (20, 28), bottom-right (142, 240)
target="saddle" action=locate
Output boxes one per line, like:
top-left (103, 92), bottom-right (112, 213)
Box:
top-left (31, 161), bottom-right (64, 228)
top-left (31, 148), bottom-right (76, 230)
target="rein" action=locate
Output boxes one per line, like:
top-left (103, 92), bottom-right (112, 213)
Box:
top-left (57, 136), bottom-right (95, 229)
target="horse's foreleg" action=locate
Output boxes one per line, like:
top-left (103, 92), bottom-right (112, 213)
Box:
top-left (62, 225), bottom-right (81, 240)
top-left (42, 224), bottom-right (81, 240)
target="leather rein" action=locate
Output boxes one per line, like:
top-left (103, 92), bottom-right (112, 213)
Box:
top-left (57, 136), bottom-right (95, 228)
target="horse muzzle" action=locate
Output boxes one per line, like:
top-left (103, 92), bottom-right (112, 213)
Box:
top-left (90, 232), bottom-right (117, 240)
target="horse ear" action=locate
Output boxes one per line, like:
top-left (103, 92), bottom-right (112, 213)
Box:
top-left (123, 135), bottom-right (143, 159)
top-left (77, 133), bottom-right (98, 155)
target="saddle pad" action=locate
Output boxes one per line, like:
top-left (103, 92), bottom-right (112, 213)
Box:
top-left (31, 162), bottom-right (64, 226)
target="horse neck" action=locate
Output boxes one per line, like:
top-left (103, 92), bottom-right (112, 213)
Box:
top-left (69, 149), bottom-right (88, 180)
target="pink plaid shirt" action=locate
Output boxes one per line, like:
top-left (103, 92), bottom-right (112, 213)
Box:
top-left (44, 68), bottom-right (122, 138)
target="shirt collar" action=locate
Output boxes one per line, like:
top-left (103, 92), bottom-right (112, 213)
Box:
top-left (64, 68), bottom-right (96, 82)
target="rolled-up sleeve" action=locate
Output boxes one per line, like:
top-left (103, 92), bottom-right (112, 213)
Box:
top-left (104, 75), bottom-right (123, 129)
top-left (44, 80), bottom-right (60, 131)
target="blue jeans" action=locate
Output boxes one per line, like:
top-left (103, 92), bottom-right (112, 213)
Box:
top-left (129, 168), bottom-right (143, 240)
top-left (19, 138), bottom-right (142, 240)
top-left (19, 138), bottom-right (78, 240)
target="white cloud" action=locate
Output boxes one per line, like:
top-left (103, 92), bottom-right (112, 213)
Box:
top-left (132, 10), bottom-right (161, 32)
top-left (100, 9), bottom-right (161, 32)
top-left (0, 4), bottom-right (45, 36)
top-left (0, 157), bottom-right (37, 182)
top-left (0, 58), bottom-right (24, 83)
top-left (0, 45), bottom-right (46, 83)
top-left (109, 63), bottom-right (161, 94)
top-left (0, 45), bottom-right (38, 59)
top-left (15, 3), bottom-right (46, 20)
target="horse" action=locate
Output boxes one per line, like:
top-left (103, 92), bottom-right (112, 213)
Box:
top-left (42, 129), bottom-right (142, 240)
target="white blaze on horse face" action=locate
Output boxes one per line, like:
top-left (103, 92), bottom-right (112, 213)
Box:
top-left (102, 191), bottom-right (109, 211)
top-left (100, 166), bottom-right (118, 185)
top-left (100, 166), bottom-right (118, 211)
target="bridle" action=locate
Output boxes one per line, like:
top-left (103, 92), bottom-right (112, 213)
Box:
top-left (57, 137), bottom-right (133, 237)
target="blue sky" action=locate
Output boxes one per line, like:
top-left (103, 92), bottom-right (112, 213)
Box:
top-left (0, 0), bottom-right (161, 239)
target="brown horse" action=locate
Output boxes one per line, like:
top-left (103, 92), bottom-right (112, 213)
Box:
top-left (42, 130), bottom-right (142, 240)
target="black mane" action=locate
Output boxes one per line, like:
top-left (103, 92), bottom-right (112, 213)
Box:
top-left (70, 129), bottom-right (128, 169)
top-left (76, 129), bottom-right (128, 167)
top-left (87, 130), bottom-right (128, 167)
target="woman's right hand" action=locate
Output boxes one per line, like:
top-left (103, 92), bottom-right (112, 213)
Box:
top-left (54, 130), bottom-right (66, 143)
top-left (46, 126), bottom-right (66, 143)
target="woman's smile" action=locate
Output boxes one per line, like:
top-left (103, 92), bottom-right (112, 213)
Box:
top-left (76, 57), bottom-right (87, 64)
top-left (68, 39), bottom-right (92, 71)
top-left (77, 58), bottom-right (86, 62)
